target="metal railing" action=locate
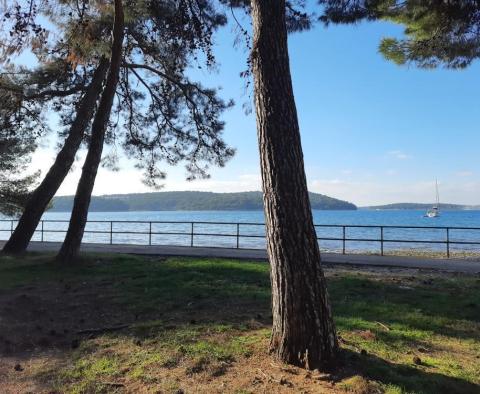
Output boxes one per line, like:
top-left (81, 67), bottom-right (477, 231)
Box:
top-left (1, 219), bottom-right (480, 258)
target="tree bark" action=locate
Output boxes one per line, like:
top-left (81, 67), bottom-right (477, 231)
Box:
top-left (56, 0), bottom-right (125, 263)
top-left (2, 59), bottom-right (109, 254)
top-left (250, 0), bottom-right (338, 370)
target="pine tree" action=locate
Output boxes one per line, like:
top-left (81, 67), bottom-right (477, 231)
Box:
top-left (0, 56), bottom-right (41, 217)
top-left (221, 0), bottom-right (339, 370)
top-left (57, 0), bottom-right (234, 261)
top-left (2, 60), bottom-right (109, 253)
top-left (3, 0), bottom-right (340, 370)
top-left (1, 1), bottom-right (234, 256)
top-left (0, 134), bottom-right (38, 216)
top-left (1, 1), bottom-right (112, 252)
top-left (56, 0), bottom-right (125, 262)
top-left (319, 0), bottom-right (480, 69)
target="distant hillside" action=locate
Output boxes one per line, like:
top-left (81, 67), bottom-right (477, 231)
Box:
top-left (50, 191), bottom-right (357, 212)
top-left (363, 203), bottom-right (478, 210)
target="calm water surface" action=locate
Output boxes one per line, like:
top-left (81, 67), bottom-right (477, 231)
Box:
top-left (1, 210), bottom-right (479, 253)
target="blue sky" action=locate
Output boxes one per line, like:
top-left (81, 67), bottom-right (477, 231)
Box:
top-left (30, 15), bottom-right (480, 206)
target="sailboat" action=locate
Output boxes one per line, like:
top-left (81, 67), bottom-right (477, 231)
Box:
top-left (425, 179), bottom-right (440, 218)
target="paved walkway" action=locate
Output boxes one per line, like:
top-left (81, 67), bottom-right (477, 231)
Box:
top-left (1, 241), bottom-right (480, 274)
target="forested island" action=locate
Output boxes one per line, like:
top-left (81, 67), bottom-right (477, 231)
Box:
top-left (363, 203), bottom-right (479, 210)
top-left (50, 191), bottom-right (357, 212)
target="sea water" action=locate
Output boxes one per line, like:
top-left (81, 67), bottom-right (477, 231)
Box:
top-left (1, 209), bottom-right (479, 254)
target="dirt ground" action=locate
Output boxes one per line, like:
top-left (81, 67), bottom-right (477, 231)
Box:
top-left (0, 257), bottom-right (478, 394)
top-left (0, 265), bottom-right (338, 393)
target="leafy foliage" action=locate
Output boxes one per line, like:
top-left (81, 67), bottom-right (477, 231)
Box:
top-left (319, 0), bottom-right (480, 69)
top-left (0, 0), bottom-right (235, 189)
top-left (0, 0), bottom-right (322, 190)
top-left (0, 134), bottom-right (39, 216)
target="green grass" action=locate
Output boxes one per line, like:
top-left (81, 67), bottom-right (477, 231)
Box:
top-left (328, 273), bottom-right (480, 393)
top-left (0, 253), bottom-right (479, 393)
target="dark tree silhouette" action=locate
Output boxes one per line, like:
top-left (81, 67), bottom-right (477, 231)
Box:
top-left (56, 0), bottom-right (125, 262)
top-left (2, 61), bottom-right (109, 253)
top-left (56, 0), bottom-right (234, 261)
top-left (1, 1), bottom-right (112, 253)
top-left (1, 0), bottom-right (234, 256)
top-left (0, 134), bottom-right (38, 216)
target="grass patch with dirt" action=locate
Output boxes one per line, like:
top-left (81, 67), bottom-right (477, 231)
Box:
top-left (0, 253), bottom-right (478, 393)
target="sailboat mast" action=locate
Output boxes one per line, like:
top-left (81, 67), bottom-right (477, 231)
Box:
top-left (425, 179), bottom-right (440, 217)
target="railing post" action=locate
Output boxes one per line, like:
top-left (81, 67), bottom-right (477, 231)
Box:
top-left (110, 221), bottom-right (113, 245)
top-left (190, 222), bottom-right (194, 247)
top-left (149, 222), bottom-right (152, 246)
top-left (446, 228), bottom-right (450, 258)
top-left (236, 223), bottom-right (240, 249)
top-left (381, 226), bottom-right (384, 256)
top-left (342, 226), bottom-right (346, 255)
top-left (10, 220), bottom-right (14, 235)
top-left (41, 220), bottom-right (44, 242)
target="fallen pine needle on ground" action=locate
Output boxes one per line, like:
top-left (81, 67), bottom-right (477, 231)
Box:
top-left (0, 253), bottom-right (479, 393)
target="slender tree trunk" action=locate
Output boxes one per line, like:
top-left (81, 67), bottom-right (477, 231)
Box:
top-left (56, 0), bottom-right (124, 263)
top-left (250, 0), bottom-right (338, 370)
top-left (2, 59), bottom-right (109, 254)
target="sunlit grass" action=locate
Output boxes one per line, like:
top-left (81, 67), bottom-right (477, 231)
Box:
top-left (0, 253), bottom-right (478, 393)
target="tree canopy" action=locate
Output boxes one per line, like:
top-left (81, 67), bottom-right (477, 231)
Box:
top-left (2, 0), bottom-right (340, 370)
top-left (0, 134), bottom-right (39, 216)
top-left (319, 0), bottom-right (480, 69)
top-left (1, 0), bottom-right (236, 258)
top-left (0, 0), bottom-right (235, 187)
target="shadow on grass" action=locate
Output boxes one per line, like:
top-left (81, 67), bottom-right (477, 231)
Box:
top-left (341, 349), bottom-right (480, 394)
top-left (1, 255), bottom-right (478, 343)
top-left (0, 254), bottom-right (478, 393)
top-left (0, 256), bottom-right (273, 355)
top-left (328, 274), bottom-right (480, 340)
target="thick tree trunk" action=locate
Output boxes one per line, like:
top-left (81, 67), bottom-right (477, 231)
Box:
top-left (250, 0), bottom-right (338, 370)
top-left (56, 0), bottom-right (124, 263)
top-left (2, 59), bottom-right (109, 254)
